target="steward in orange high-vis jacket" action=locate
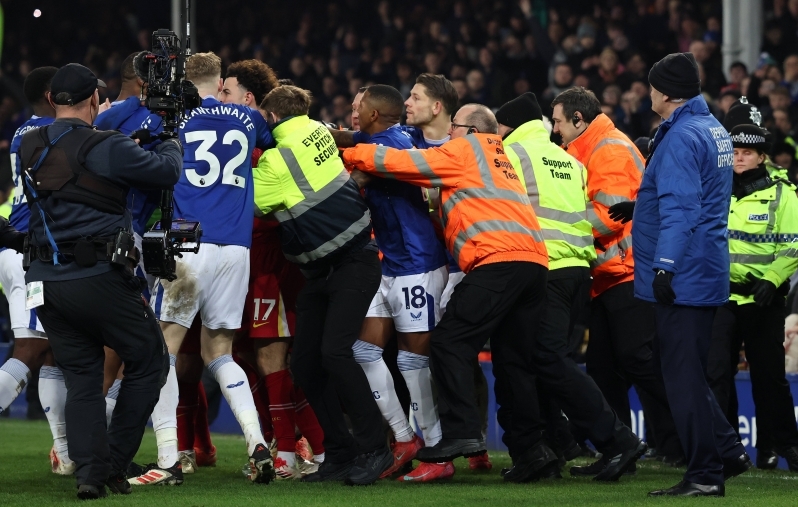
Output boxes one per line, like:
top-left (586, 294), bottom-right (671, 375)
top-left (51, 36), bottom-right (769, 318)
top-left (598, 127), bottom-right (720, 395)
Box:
top-left (344, 103), bottom-right (643, 483)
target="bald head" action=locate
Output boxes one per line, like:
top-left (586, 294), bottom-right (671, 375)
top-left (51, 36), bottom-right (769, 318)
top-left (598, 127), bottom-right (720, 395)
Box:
top-left (451, 103), bottom-right (498, 139)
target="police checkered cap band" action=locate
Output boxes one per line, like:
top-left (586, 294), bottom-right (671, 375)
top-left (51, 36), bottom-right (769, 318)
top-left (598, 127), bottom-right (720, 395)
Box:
top-left (730, 132), bottom-right (765, 145)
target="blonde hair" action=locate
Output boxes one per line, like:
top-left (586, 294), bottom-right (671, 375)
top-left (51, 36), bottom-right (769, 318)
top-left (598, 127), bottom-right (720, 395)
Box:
top-left (186, 52), bottom-right (221, 87)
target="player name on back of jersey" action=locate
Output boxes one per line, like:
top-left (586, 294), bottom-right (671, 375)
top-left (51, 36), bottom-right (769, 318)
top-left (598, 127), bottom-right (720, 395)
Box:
top-left (179, 104), bottom-right (257, 131)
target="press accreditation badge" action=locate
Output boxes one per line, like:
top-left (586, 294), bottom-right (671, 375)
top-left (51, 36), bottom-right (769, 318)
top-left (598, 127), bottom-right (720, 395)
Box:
top-left (25, 282), bottom-right (44, 310)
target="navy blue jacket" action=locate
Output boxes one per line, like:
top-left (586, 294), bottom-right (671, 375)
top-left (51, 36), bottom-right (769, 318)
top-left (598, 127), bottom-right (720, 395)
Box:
top-left (23, 117), bottom-right (182, 282)
top-left (632, 95), bottom-right (734, 306)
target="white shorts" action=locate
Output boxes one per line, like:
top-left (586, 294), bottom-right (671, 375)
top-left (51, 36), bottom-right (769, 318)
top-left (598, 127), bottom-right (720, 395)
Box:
top-left (152, 244), bottom-right (250, 330)
top-left (366, 266), bottom-right (448, 332)
top-left (440, 270), bottom-right (465, 314)
top-left (0, 248), bottom-right (45, 338)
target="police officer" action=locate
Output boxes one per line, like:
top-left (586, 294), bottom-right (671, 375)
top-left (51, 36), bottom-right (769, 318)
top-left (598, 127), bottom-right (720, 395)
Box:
top-left (493, 92), bottom-right (597, 478)
top-left (707, 124), bottom-right (798, 472)
top-left (634, 52), bottom-right (749, 497)
top-left (18, 63), bottom-right (182, 500)
top-left (252, 85), bottom-right (390, 486)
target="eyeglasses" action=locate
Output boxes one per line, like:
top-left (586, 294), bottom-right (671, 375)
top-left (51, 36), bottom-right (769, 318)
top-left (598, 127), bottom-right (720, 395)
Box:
top-left (450, 123), bottom-right (477, 132)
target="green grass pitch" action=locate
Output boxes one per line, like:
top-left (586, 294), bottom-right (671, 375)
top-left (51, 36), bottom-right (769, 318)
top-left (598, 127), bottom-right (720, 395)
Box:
top-left (2, 419), bottom-right (797, 506)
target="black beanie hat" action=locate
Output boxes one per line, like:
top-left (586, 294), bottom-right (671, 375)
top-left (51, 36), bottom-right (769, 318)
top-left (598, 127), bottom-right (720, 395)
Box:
top-left (495, 92), bottom-right (543, 129)
top-left (648, 52), bottom-right (701, 99)
top-left (730, 124), bottom-right (771, 153)
top-left (723, 97), bottom-right (763, 132)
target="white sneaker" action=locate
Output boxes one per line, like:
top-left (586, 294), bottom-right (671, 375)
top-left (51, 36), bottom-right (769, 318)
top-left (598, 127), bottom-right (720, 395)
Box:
top-left (50, 447), bottom-right (76, 475)
top-left (274, 456), bottom-right (301, 480)
top-left (179, 450), bottom-right (198, 474)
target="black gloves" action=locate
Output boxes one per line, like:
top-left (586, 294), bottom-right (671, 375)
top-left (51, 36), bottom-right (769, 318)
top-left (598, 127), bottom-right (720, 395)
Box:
top-left (652, 269), bottom-right (675, 305)
top-left (607, 201), bottom-right (636, 223)
top-left (751, 278), bottom-right (777, 307)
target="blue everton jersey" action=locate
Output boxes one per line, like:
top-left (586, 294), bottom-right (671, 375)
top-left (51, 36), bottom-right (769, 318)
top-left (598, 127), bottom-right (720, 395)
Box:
top-left (175, 97), bottom-right (273, 247)
top-left (95, 97), bottom-right (162, 236)
top-left (9, 115), bottom-right (55, 232)
top-left (365, 125), bottom-right (447, 277)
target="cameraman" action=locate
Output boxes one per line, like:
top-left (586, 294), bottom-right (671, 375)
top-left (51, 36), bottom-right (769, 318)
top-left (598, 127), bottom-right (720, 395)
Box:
top-left (18, 63), bottom-right (182, 500)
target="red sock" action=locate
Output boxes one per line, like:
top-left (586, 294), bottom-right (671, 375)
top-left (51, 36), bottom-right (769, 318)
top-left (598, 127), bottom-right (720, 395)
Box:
top-left (193, 381), bottom-right (214, 452)
top-left (293, 386), bottom-right (325, 455)
top-left (266, 369), bottom-right (297, 453)
top-left (177, 380), bottom-right (198, 452)
top-left (253, 377), bottom-right (274, 442)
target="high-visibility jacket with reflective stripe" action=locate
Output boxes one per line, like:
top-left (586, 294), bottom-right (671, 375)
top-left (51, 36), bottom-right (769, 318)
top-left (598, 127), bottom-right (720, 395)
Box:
top-left (766, 158), bottom-right (789, 180)
top-left (728, 178), bottom-right (798, 304)
top-left (343, 133), bottom-right (548, 273)
top-left (504, 120), bottom-right (596, 270)
top-left (565, 113), bottom-right (644, 297)
top-left (253, 116), bottom-right (372, 269)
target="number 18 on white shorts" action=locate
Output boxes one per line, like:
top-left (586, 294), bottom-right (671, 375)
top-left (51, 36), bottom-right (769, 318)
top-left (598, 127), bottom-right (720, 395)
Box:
top-left (365, 265), bottom-right (448, 333)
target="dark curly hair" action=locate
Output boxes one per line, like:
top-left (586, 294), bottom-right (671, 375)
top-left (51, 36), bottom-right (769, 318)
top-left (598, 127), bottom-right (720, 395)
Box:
top-left (225, 60), bottom-right (280, 106)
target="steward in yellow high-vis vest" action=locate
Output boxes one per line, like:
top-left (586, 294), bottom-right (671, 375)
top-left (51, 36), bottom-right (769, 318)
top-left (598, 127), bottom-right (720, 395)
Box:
top-left (252, 86), bottom-right (391, 484)
top-left (707, 124), bottom-right (798, 472)
top-left (489, 93), bottom-right (642, 479)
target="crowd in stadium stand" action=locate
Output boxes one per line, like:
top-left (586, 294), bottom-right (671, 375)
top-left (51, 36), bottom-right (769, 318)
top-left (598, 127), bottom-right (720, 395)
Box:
top-left (0, 0), bottom-right (797, 177)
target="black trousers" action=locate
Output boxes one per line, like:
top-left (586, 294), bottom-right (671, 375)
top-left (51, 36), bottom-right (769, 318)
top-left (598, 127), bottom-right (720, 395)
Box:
top-left (443, 264), bottom-right (628, 450)
top-left (38, 269), bottom-right (168, 487)
top-left (653, 304), bottom-right (743, 485)
top-left (708, 301), bottom-right (798, 450)
top-left (587, 281), bottom-right (681, 456)
top-left (290, 249), bottom-right (384, 459)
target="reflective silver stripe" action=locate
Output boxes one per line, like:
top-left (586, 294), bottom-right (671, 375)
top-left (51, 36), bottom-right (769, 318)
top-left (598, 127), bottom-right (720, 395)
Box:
top-left (442, 186), bottom-right (530, 217)
top-left (591, 138), bottom-right (645, 174)
top-left (531, 199), bottom-right (587, 224)
top-left (766, 184), bottom-right (782, 234)
top-left (618, 234), bottom-right (633, 251)
top-left (509, 143), bottom-right (537, 195)
top-left (465, 134), bottom-right (495, 186)
top-left (452, 219), bottom-right (543, 263)
top-left (729, 253), bottom-right (775, 264)
top-left (283, 210), bottom-right (371, 264)
top-left (590, 234), bottom-right (632, 268)
top-left (279, 148), bottom-right (312, 196)
top-left (407, 149), bottom-right (442, 186)
top-left (541, 228), bottom-right (594, 247)
top-left (271, 170), bottom-right (350, 223)
top-left (776, 249), bottom-right (798, 259)
top-left (373, 145), bottom-right (395, 179)
top-left (593, 191), bottom-right (631, 207)
top-left (587, 207), bottom-right (614, 236)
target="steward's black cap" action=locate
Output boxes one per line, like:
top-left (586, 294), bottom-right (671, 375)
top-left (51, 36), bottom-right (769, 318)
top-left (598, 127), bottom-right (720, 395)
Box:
top-left (50, 63), bottom-right (106, 106)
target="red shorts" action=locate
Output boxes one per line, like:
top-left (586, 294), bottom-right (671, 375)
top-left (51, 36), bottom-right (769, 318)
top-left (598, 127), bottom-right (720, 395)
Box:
top-left (241, 221), bottom-right (304, 339)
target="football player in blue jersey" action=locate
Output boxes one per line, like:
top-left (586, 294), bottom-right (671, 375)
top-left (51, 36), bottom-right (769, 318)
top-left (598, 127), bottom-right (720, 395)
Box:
top-left (347, 85), bottom-right (453, 482)
top-left (0, 66), bottom-right (76, 476)
top-left (134, 52), bottom-right (276, 486)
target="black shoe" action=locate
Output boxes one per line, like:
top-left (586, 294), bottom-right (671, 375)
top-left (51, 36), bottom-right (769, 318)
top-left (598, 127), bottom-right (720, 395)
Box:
top-left (562, 440), bottom-right (583, 462)
top-left (625, 463), bottom-right (637, 476)
top-left (248, 443), bottom-right (275, 484)
top-left (661, 454), bottom-right (687, 468)
top-left (723, 452), bottom-right (753, 479)
top-left (644, 447), bottom-right (659, 460)
top-left (501, 467), bottom-right (512, 477)
top-left (416, 438), bottom-right (486, 463)
top-left (300, 457), bottom-right (356, 483)
top-left (504, 443), bottom-right (560, 483)
top-left (649, 480), bottom-right (724, 497)
top-left (77, 484), bottom-right (108, 500)
top-left (127, 462), bottom-right (145, 478)
top-left (593, 437), bottom-right (647, 482)
top-left (106, 471), bottom-right (131, 494)
top-left (344, 447), bottom-right (393, 486)
top-left (756, 449), bottom-right (779, 470)
top-left (570, 456), bottom-right (607, 477)
top-left (777, 445), bottom-right (798, 472)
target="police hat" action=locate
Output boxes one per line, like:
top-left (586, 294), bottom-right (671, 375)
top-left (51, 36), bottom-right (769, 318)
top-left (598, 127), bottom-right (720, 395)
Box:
top-left (723, 97), bottom-right (763, 132)
top-left (729, 124), bottom-right (771, 153)
top-left (50, 63), bottom-right (106, 106)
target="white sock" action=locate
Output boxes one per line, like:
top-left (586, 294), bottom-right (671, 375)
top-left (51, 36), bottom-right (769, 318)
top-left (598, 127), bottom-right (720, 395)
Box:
top-left (105, 379), bottom-right (122, 428)
top-left (39, 366), bottom-right (71, 463)
top-left (0, 358), bottom-right (30, 414)
top-left (398, 352), bottom-right (441, 447)
top-left (152, 355), bottom-right (179, 468)
top-left (359, 358), bottom-right (415, 442)
top-left (208, 355), bottom-right (264, 455)
top-left (314, 452), bottom-right (325, 464)
top-left (277, 451), bottom-right (296, 467)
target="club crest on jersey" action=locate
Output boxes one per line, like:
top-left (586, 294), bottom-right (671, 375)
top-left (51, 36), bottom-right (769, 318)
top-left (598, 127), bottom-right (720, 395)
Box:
top-left (748, 213), bottom-right (768, 222)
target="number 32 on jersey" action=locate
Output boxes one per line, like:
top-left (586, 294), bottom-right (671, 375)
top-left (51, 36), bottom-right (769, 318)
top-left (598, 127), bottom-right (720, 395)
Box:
top-left (184, 130), bottom-right (249, 188)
